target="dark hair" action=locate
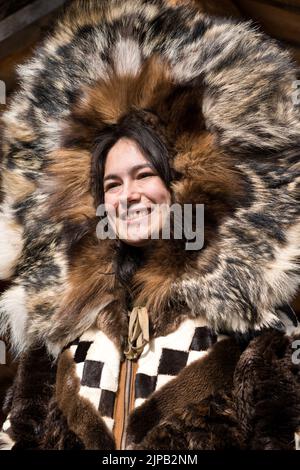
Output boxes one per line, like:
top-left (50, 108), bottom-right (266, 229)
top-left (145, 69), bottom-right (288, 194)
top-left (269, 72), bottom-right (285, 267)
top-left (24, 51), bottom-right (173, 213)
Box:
top-left (92, 110), bottom-right (173, 206)
top-left (91, 110), bottom-right (176, 306)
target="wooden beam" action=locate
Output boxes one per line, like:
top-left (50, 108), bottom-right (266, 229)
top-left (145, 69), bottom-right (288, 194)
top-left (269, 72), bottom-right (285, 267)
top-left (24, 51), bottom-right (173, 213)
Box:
top-left (0, 0), bottom-right (66, 44)
top-left (0, 1), bottom-right (35, 22)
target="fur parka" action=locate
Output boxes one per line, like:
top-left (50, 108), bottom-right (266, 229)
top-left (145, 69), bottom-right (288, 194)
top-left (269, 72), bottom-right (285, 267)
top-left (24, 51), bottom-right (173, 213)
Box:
top-left (0, 0), bottom-right (300, 450)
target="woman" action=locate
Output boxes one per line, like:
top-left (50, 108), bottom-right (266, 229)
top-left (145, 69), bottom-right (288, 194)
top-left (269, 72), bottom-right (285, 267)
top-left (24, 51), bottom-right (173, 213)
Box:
top-left (94, 111), bottom-right (174, 272)
top-left (0, 0), bottom-right (300, 450)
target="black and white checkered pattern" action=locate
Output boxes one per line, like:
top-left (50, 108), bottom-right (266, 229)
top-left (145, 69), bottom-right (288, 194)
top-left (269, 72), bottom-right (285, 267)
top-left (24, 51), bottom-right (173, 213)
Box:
top-left (2, 307), bottom-right (299, 449)
top-left (67, 317), bottom-right (222, 429)
top-left (134, 317), bottom-right (220, 408)
top-left (65, 308), bottom-right (300, 439)
top-left (68, 328), bottom-right (121, 432)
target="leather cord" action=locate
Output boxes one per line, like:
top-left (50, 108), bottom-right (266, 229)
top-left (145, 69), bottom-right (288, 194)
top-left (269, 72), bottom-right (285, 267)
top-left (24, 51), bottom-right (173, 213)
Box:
top-left (124, 306), bottom-right (149, 360)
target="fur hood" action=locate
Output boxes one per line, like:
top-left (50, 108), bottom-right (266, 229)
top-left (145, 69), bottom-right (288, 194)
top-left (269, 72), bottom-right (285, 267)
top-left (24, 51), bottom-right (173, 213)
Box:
top-left (0, 0), bottom-right (300, 357)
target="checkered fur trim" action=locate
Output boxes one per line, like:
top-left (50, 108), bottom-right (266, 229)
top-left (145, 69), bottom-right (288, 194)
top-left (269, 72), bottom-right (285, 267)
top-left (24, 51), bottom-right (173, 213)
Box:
top-left (64, 307), bottom-right (299, 437)
top-left (67, 317), bottom-right (225, 432)
top-left (68, 329), bottom-right (121, 432)
top-left (134, 317), bottom-right (221, 407)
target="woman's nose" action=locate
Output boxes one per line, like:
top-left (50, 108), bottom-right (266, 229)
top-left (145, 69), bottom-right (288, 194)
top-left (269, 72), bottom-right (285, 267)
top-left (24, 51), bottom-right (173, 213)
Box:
top-left (119, 182), bottom-right (141, 207)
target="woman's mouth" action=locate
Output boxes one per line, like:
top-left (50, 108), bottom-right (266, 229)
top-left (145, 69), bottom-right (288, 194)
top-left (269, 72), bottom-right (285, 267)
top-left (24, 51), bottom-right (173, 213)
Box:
top-left (123, 207), bottom-right (153, 223)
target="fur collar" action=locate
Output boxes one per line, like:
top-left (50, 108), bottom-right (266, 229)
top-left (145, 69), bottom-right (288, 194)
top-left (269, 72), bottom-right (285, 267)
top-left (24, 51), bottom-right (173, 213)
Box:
top-left (0, 0), bottom-right (299, 357)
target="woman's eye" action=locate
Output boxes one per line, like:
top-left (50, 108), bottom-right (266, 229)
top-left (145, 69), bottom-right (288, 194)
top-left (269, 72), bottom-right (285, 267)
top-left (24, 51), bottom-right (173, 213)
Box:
top-left (105, 182), bottom-right (120, 191)
top-left (138, 172), bottom-right (154, 179)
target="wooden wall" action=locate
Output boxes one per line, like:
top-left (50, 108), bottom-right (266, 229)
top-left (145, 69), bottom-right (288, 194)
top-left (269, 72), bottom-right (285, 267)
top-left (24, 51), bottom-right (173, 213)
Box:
top-left (234, 0), bottom-right (300, 64)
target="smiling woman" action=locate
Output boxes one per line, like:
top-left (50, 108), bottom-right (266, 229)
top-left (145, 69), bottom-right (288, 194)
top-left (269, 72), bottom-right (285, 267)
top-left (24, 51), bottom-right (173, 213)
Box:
top-left (91, 110), bottom-right (178, 304)
top-left (93, 111), bottom-right (174, 248)
top-left (104, 137), bottom-right (172, 246)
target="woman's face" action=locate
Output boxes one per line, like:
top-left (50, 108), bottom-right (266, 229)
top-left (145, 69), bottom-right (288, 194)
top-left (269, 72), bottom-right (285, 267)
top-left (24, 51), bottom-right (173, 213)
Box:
top-left (103, 137), bottom-right (171, 246)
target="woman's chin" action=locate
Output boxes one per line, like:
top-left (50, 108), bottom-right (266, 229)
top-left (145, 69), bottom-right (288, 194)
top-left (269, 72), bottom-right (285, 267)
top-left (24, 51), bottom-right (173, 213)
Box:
top-left (117, 223), bottom-right (161, 247)
top-left (119, 228), bottom-right (152, 246)
top-left (122, 238), bottom-right (152, 247)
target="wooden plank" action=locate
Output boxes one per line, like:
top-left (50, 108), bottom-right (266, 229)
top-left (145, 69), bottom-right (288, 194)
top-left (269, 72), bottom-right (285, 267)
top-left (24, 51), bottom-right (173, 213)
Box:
top-left (0, 3), bottom-right (66, 66)
top-left (0, 40), bottom-right (36, 93)
top-left (0, 13), bottom-right (54, 86)
top-left (235, 0), bottom-right (300, 45)
top-left (0, 0), bottom-right (66, 43)
top-left (0, 0), bottom-right (34, 22)
top-left (237, 0), bottom-right (300, 12)
top-left (196, 0), bottom-right (242, 16)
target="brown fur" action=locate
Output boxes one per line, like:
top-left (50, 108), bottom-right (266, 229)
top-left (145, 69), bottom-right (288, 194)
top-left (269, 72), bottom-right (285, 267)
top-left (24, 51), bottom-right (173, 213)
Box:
top-left (63, 56), bottom-right (174, 148)
top-left (47, 237), bottom-right (127, 349)
top-left (1, 169), bottom-right (36, 204)
top-left (41, 397), bottom-right (85, 449)
top-left (7, 345), bottom-right (56, 449)
top-left (130, 393), bottom-right (244, 450)
top-left (233, 331), bottom-right (300, 450)
top-left (41, 149), bottom-right (95, 224)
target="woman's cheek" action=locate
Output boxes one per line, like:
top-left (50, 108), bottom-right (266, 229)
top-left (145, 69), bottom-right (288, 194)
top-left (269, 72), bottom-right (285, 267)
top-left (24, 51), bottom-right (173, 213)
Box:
top-left (104, 196), bottom-right (118, 221)
top-left (144, 182), bottom-right (169, 204)
top-left (105, 192), bottom-right (117, 207)
top-left (153, 190), bottom-right (172, 206)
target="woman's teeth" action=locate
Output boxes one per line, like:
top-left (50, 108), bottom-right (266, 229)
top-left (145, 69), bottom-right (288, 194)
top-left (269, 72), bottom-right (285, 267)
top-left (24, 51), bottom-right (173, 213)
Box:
top-left (126, 208), bottom-right (151, 220)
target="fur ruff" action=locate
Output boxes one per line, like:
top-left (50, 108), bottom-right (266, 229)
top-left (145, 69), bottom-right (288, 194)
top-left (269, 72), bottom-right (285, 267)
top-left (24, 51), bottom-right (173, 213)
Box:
top-left (0, 0), bottom-right (299, 360)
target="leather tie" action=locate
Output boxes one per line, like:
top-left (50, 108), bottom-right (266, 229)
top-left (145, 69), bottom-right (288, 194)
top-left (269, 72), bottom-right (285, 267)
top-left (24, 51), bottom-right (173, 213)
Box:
top-left (124, 306), bottom-right (149, 360)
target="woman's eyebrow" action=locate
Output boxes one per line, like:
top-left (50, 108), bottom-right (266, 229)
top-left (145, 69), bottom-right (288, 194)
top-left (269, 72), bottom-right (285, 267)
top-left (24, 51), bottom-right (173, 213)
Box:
top-left (103, 164), bottom-right (153, 181)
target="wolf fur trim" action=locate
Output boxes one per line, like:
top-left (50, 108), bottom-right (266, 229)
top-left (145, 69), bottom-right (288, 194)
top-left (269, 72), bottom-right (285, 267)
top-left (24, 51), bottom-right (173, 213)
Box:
top-left (0, 0), bottom-right (299, 356)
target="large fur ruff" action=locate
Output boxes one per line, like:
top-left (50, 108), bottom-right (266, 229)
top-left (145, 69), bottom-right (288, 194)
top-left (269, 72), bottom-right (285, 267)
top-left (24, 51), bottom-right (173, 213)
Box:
top-left (0, 0), bottom-right (299, 357)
